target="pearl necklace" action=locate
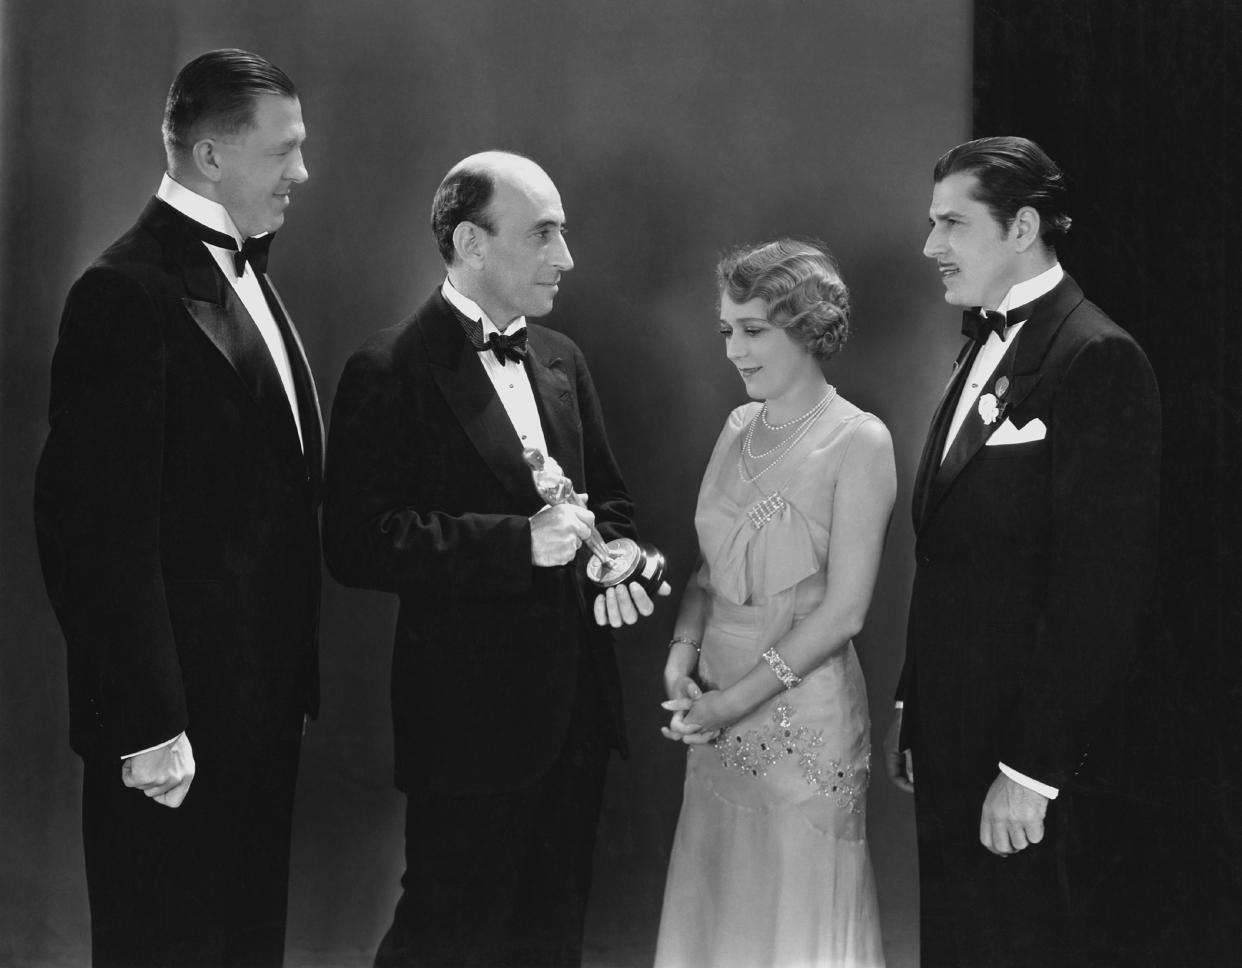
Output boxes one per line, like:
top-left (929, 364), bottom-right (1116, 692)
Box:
top-left (738, 386), bottom-right (837, 485)
top-left (761, 387), bottom-right (837, 431)
top-left (745, 388), bottom-right (837, 460)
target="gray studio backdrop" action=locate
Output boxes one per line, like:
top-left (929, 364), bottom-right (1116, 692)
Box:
top-left (0, 2), bottom-right (969, 965)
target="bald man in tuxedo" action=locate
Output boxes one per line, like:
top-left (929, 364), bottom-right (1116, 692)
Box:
top-left (325, 150), bottom-right (666, 967)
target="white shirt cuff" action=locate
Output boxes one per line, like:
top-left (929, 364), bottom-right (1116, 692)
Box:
top-left (894, 700), bottom-right (904, 709)
top-left (998, 761), bottom-right (1059, 799)
top-left (121, 731), bottom-right (184, 760)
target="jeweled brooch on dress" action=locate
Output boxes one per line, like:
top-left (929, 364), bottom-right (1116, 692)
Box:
top-left (746, 492), bottom-right (787, 530)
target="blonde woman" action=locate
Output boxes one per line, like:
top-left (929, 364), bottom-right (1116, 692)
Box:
top-left (657, 240), bottom-right (895, 968)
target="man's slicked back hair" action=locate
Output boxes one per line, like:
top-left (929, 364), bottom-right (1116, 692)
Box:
top-left (933, 136), bottom-right (1072, 247)
top-left (162, 49), bottom-right (297, 157)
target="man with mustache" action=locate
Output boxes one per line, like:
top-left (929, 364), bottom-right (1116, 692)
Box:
top-left (885, 136), bottom-right (1161, 967)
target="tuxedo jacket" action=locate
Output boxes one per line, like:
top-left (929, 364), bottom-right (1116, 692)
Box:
top-left (323, 290), bottom-right (636, 797)
top-left (34, 198), bottom-right (323, 763)
top-left (897, 275), bottom-right (1161, 802)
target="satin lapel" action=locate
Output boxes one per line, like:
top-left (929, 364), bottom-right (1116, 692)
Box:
top-left (422, 295), bottom-right (541, 508)
top-left (912, 340), bottom-right (977, 533)
top-left (1009, 274), bottom-right (1084, 381)
top-left (180, 288), bottom-right (305, 471)
top-left (259, 273), bottom-right (325, 486)
top-left (525, 332), bottom-right (582, 484)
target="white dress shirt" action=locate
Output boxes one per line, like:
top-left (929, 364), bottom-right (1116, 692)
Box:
top-left (441, 279), bottom-right (550, 459)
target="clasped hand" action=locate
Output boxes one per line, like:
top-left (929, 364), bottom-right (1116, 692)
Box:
top-left (660, 679), bottom-right (731, 746)
top-left (980, 772), bottom-right (1049, 856)
top-left (121, 731), bottom-right (195, 808)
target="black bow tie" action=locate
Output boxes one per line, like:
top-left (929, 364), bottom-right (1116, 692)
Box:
top-left (186, 219), bottom-right (273, 277)
top-left (483, 329), bottom-right (529, 365)
top-left (961, 300), bottom-right (1036, 344)
top-left (232, 235), bottom-right (273, 277)
top-left (445, 300), bottom-right (529, 365)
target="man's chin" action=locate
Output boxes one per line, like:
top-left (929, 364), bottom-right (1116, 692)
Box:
top-left (249, 211), bottom-right (286, 237)
top-left (525, 297), bottom-right (557, 318)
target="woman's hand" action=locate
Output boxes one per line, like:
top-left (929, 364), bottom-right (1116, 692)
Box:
top-left (661, 688), bottom-right (733, 746)
top-left (663, 640), bottom-right (701, 700)
top-left (660, 694), bottom-right (708, 744)
top-left (684, 689), bottom-right (736, 736)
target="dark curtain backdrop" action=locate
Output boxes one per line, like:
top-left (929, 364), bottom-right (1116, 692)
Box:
top-left (0, 2), bottom-right (973, 965)
top-left (975, 2), bottom-right (1242, 964)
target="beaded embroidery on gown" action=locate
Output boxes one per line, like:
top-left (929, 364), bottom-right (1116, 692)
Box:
top-left (655, 398), bottom-right (886, 968)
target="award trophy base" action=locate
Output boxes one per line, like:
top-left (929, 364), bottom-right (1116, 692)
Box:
top-left (586, 538), bottom-right (666, 592)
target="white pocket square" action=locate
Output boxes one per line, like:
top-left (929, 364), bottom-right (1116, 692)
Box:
top-left (986, 416), bottom-right (1047, 445)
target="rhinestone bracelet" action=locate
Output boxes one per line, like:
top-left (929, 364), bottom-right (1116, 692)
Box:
top-left (761, 646), bottom-right (802, 689)
top-left (668, 635), bottom-right (701, 653)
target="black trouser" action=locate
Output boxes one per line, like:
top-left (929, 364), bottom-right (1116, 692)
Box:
top-left (916, 782), bottom-right (1138, 968)
top-left (375, 680), bottom-right (611, 968)
top-left (82, 727), bottom-right (302, 968)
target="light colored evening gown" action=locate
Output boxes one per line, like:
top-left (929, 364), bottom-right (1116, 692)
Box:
top-left (655, 398), bottom-right (886, 968)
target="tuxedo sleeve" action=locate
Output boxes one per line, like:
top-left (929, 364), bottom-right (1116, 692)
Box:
top-left (568, 345), bottom-right (636, 544)
top-left (1002, 330), bottom-right (1161, 785)
top-left (322, 341), bottom-right (534, 599)
top-left (34, 268), bottom-right (188, 759)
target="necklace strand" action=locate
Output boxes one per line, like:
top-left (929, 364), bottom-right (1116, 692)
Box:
top-left (738, 386), bottom-right (837, 485)
top-left (760, 387), bottom-right (837, 431)
top-left (746, 388), bottom-right (836, 460)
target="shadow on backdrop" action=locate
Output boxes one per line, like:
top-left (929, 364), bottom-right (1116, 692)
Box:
top-left (975, 2), bottom-right (1242, 964)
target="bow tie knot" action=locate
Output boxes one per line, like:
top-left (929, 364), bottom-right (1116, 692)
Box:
top-left (961, 308), bottom-right (1008, 344)
top-left (233, 235), bottom-right (273, 277)
top-left (961, 301), bottom-right (1036, 345)
top-left (484, 329), bottom-right (529, 365)
top-left (180, 211), bottom-right (273, 277)
top-left (445, 300), bottom-right (529, 364)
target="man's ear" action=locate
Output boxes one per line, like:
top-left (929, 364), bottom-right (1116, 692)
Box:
top-left (453, 221), bottom-right (487, 268)
top-left (1011, 205), bottom-right (1043, 253)
top-left (191, 138), bottom-right (225, 184)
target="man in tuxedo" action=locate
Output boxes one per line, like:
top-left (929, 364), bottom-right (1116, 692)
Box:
top-left (884, 137), bottom-right (1161, 966)
top-left (34, 50), bottom-right (321, 968)
top-left (324, 150), bottom-right (664, 967)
